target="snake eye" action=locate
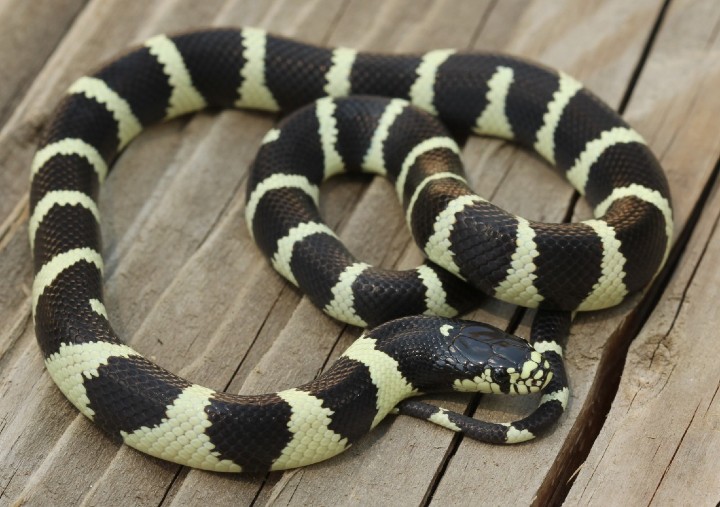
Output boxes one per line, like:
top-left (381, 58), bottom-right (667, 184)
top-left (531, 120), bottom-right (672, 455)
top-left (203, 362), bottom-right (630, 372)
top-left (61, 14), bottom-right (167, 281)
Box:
top-left (493, 369), bottom-right (510, 382)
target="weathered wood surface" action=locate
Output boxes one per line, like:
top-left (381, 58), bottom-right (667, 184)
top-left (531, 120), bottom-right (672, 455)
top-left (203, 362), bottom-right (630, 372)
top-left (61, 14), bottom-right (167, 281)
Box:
top-left (566, 0), bottom-right (720, 504)
top-left (0, 0), bottom-right (718, 506)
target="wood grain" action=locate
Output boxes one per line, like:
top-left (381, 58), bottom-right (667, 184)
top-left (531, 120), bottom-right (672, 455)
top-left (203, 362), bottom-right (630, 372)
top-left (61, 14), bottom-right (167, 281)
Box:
top-left (0, 0), bottom-right (717, 505)
top-left (566, 0), bottom-right (720, 503)
top-left (0, 0), bottom-right (88, 226)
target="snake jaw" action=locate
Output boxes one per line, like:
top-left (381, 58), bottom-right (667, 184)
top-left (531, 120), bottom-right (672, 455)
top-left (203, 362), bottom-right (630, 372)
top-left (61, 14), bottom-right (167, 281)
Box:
top-left (507, 355), bottom-right (553, 395)
top-left (452, 369), bottom-right (497, 394)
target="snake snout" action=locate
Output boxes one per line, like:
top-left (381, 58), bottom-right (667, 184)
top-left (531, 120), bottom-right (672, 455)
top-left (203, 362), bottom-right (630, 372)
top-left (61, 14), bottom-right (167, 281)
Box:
top-left (507, 353), bottom-right (553, 395)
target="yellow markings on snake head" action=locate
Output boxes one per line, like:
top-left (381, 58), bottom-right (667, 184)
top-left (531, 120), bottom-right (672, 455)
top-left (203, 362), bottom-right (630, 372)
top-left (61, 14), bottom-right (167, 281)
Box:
top-left (510, 355), bottom-right (553, 394)
top-left (517, 384), bottom-right (531, 395)
top-left (272, 388), bottom-right (349, 470)
top-left (538, 370), bottom-right (553, 391)
top-left (453, 368), bottom-right (494, 394)
top-left (520, 350), bottom-right (548, 385)
top-left (519, 352), bottom-right (545, 387)
top-left (439, 324), bottom-right (454, 337)
top-left (533, 340), bottom-right (563, 357)
top-left (88, 298), bottom-right (108, 319)
top-left (520, 360), bottom-right (536, 380)
top-left (546, 369), bottom-right (554, 383)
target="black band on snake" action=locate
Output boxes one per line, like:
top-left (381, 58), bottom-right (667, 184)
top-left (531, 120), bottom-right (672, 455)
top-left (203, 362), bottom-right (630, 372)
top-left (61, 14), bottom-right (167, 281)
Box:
top-left (29, 28), bottom-right (672, 472)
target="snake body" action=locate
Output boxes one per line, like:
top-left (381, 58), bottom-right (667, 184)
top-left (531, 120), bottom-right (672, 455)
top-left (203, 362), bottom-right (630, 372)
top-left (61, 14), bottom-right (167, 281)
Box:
top-left (30, 28), bottom-right (672, 472)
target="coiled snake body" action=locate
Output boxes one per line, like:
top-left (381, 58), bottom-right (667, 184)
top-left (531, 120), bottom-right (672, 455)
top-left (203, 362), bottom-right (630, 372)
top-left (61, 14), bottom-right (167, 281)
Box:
top-left (30, 28), bottom-right (672, 472)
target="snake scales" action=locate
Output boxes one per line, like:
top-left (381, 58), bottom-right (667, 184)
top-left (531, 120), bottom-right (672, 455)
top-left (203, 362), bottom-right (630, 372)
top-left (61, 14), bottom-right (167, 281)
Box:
top-left (29, 28), bottom-right (672, 472)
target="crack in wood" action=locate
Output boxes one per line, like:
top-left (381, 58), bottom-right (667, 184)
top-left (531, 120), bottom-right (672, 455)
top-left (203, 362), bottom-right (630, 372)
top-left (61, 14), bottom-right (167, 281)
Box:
top-left (647, 402), bottom-right (700, 506)
top-left (0, 468), bottom-right (18, 501)
top-left (321, 0), bottom-right (351, 47)
top-left (263, 469), bottom-right (303, 506)
top-left (468, 0), bottom-right (498, 49)
top-left (706, 381), bottom-right (720, 416)
top-left (222, 285), bottom-right (289, 394)
top-left (535, 3), bottom-right (686, 503)
top-left (656, 363), bottom-right (677, 396)
top-left (193, 175), bottom-right (249, 264)
top-left (649, 161), bottom-right (720, 372)
top-left (578, 430), bottom-right (616, 505)
top-left (156, 466), bottom-right (183, 507)
top-left (0, 312), bottom-right (31, 373)
top-left (617, 0), bottom-right (673, 113)
top-left (0, 0), bottom-right (91, 128)
top-left (705, 12), bottom-right (720, 49)
top-left (421, 305), bottom-right (526, 506)
top-left (6, 0), bottom-right (720, 504)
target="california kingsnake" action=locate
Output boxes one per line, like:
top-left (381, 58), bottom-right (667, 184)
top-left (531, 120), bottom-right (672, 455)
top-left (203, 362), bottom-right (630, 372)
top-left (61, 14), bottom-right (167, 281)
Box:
top-left (29, 28), bottom-right (672, 472)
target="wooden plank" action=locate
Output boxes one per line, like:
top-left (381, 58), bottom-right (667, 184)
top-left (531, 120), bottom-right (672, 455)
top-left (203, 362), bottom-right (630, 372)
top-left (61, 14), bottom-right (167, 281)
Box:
top-left (0, 0), bottom-right (710, 506)
top-left (0, 0), bottom-right (344, 504)
top-left (429, 1), bottom-right (678, 505)
top-left (250, 1), bottom-right (669, 506)
top-left (0, 0), bottom-right (87, 124)
top-left (565, 0), bottom-right (720, 503)
top-left (166, 2), bottom-right (502, 506)
top-left (0, 0), bottom-right (636, 504)
top-left (0, 0), bottom-right (88, 231)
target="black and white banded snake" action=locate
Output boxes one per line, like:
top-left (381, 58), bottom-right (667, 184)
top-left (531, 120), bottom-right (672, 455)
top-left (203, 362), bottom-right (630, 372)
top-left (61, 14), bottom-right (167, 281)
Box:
top-left (29, 28), bottom-right (672, 472)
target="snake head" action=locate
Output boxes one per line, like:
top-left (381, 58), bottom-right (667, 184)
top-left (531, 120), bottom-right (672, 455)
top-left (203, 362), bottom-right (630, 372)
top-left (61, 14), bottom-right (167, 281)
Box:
top-left (439, 321), bottom-right (553, 395)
